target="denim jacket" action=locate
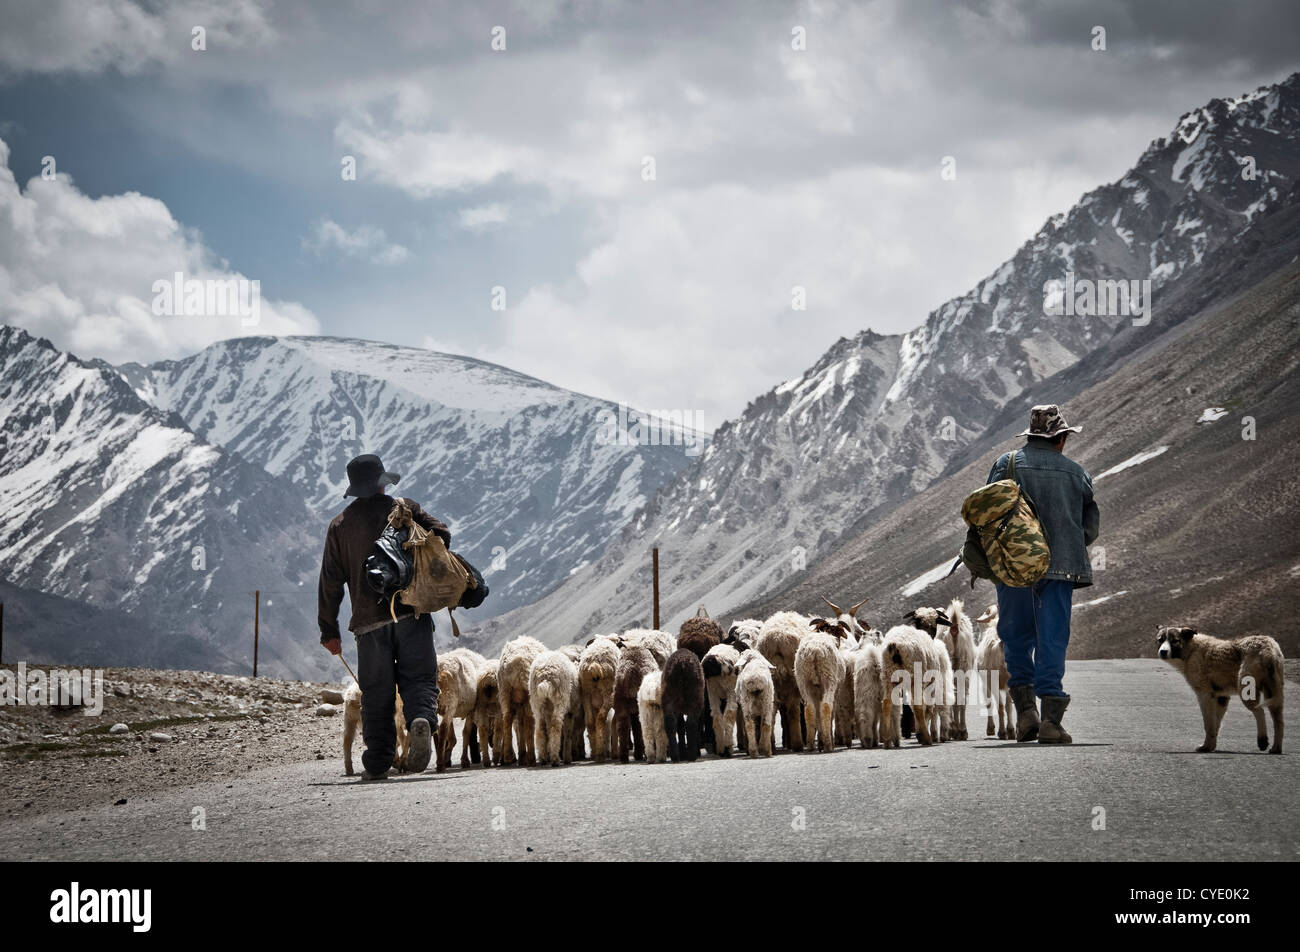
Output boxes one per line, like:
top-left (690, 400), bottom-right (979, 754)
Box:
top-left (987, 443), bottom-right (1100, 587)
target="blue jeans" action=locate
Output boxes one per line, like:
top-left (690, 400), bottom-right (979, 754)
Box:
top-left (995, 579), bottom-right (1073, 697)
top-left (355, 614), bottom-right (439, 775)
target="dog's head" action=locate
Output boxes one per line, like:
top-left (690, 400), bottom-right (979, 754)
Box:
top-left (1156, 626), bottom-right (1197, 661)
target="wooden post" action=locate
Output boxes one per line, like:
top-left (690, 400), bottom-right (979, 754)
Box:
top-left (253, 589), bottom-right (260, 678)
top-left (652, 548), bottom-right (660, 631)
top-left (0, 600), bottom-right (4, 665)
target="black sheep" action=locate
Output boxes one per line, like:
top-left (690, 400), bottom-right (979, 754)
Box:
top-left (661, 648), bottom-right (706, 762)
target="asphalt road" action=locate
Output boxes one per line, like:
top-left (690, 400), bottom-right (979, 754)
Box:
top-left (3, 660), bottom-right (1295, 861)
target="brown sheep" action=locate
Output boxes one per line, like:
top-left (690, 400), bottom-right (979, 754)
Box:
top-left (467, 660), bottom-right (502, 767)
top-left (579, 635), bottom-right (621, 763)
top-left (678, 615), bottom-right (723, 659)
top-left (613, 644), bottom-right (658, 762)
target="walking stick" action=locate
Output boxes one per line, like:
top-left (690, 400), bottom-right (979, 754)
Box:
top-left (338, 653), bottom-right (360, 687)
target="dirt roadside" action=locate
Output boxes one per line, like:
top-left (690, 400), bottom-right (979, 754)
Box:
top-left (0, 664), bottom-right (353, 825)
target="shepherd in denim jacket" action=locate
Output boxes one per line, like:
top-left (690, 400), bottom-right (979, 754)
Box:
top-left (986, 405), bottom-right (1100, 745)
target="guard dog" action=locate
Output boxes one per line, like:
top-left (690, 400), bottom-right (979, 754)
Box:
top-left (1156, 626), bottom-right (1284, 755)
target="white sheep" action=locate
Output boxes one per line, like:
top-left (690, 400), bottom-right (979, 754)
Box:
top-left (942, 599), bottom-right (978, 740)
top-left (734, 649), bottom-right (776, 757)
top-left (701, 643), bottom-right (742, 756)
top-left (852, 642), bottom-right (886, 749)
top-left (436, 647), bottom-right (484, 771)
top-left (622, 628), bottom-right (676, 668)
top-left (637, 670), bottom-right (668, 763)
top-left (881, 624), bottom-right (940, 746)
top-left (974, 605), bottom-right (1011, 738)
top-left (342, 683), bottom-right (407, 775)
top-left (558, 644), bottom-right (587, 760)
top-left (930, 638), bottom-right (956, 743)
top-left (578, 635), bottom-right (621, 763)
top-left (810, 612), bottom-right (862, 748)
top-left (498, 635), bottom-right (546, 766)
top-left (795, 627), bottom-right (846, 753)
top-left (757, 611), bottom-right (812, 751)
top-left (529, 650), bottom-right (578, 766)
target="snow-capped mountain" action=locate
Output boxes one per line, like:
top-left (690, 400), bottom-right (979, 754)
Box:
top-left (124, 336), bottom-right (704, 618)
top-left (0, 325), bottom-right (321, 677)
top-left (739, 186), bottom-right (1300, 656)
top-left (468, 72), bottom-right (1300, 653)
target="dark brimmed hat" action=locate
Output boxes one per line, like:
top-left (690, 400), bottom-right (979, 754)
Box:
top-left (1018, 404), bottom-right (1082, 439)
top-left (344, 454), bottom-right (400, 498)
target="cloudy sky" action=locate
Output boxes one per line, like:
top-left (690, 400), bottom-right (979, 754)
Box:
top-left (0, 0), bottom-right (1296, 427)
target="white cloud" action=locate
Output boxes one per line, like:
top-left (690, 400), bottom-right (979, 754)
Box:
top-left (0, 0), bottom-right (275, 76)
top-left (303, 219), bottom-right (410, 266)
top-left (0, 137), bottom-right (319, 364)
top-left (458, 203), bottom-right (510, 231)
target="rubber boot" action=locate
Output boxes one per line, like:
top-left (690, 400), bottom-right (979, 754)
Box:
top-left (1009, 685), bottom-right (1039, 743)
top-left (1038, 695), bottom-right (1072, 744)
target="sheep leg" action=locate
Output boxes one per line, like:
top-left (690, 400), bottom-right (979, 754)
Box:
top-left (614, 711), bottom-right (630, 763)
top-left (533, 716), bottom-right (546, 767)
top-left (561, 714), bottom-right (573, 764)
top-left (914, 701), bottom-right (932, 745)
top-left (500, 705), bottom-right (517, 765)
top-left (744, 709), bottom-right (759, 758)
top-left (343, 705), bottom-right (359, 776)
top-left (786, 699), bottom-right (804, 751)
top-left (664, 712), bottom-right (679, 762)
top-left (759, 712), bottom-right (773, 757)
top-left (460, 716), bottom-right (473, 768)
top-left (631, 712), bottom-right (645, 761)
top-left (521, 706), bottom-right (537, 765)
top-left (1268, 698), bottom-right (1283, 754)
top-left (685, 715), bottom-right (701, 762)
top-left (467, 722), bottom-right (481, 764)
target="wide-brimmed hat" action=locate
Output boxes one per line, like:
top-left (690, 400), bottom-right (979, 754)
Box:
top-left (343, 454), bottom-right (400, 498)
top-left (1017, 404), bottom-right (1082, 439)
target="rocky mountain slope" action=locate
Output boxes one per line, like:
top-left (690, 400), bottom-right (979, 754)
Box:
top-left (466, 72), bottom-right (1300, 654)
top-left (737, 192), bottom-right (1300, 656)
top-left (123, 336), bottom-right (703, 618)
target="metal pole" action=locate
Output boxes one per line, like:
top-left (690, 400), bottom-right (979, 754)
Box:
top-left (253, 589), bottom-right (260, 678)
top-left (652, 548), bottom-right (660, 631)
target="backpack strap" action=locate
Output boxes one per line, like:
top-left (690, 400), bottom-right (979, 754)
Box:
top-left (1005, 449), bottom-right (1018, 484)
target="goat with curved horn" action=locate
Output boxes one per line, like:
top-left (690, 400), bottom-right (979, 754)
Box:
top-left (820, 594), bottom-right (845, 617)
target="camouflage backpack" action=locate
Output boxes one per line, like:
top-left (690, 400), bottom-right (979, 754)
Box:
top-left (957, 451), bottom-right (1050, 588)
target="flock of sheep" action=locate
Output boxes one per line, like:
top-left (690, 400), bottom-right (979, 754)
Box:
top-left (389, 595), bottom-right (1016, 771)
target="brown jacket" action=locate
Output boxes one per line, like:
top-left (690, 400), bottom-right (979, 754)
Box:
top-left (317, 495), bottom-right (451, 644)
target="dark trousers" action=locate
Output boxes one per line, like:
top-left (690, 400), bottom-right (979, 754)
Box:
top-left (996, 578), bottom-right (1073, 698)
top-left (356, 614), bottom-right (439, 775)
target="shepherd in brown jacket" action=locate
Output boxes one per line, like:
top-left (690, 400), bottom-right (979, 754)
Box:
top-left (319, 454), bottom-right (450, 778)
